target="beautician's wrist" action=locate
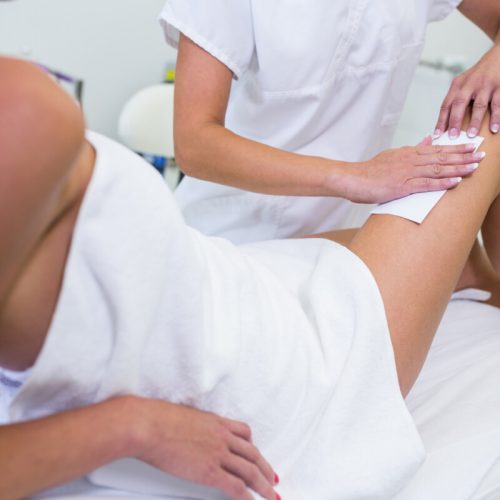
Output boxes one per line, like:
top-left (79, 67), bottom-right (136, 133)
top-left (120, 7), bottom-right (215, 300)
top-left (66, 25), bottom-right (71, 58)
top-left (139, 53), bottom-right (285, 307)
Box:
top-left (322, 159), bottom-right (358, 199)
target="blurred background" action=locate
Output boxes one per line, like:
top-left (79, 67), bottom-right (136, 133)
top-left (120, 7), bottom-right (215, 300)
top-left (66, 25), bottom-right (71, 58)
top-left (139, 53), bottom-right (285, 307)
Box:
top-left (0, 0), bottom-right (493, 155)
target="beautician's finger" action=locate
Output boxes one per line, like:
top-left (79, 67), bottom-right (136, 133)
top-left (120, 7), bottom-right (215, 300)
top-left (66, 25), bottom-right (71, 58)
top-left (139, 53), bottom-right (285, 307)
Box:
top-left (223, 455), bottom-right (277, 500)
top-left (419, 163), bottom-right (479, 179)
top-left (406, 176), bottom-right (463, 194)
top-left (447, 87), bottom-right (475, 139)
top-left (229, 436), bottom-right (276, 486)
top-left (490, 90), bottom-right (500, 133)
top-left (414, 151), bottom-right (485, 167)
top-left (468, 90), bottom-right (492, 138)
top-left (415, 143), bottom-right (476, 155)
top-left (417, 135), bottom-right (433, 147)
top-left (435, 77), bottom-right (463, 137)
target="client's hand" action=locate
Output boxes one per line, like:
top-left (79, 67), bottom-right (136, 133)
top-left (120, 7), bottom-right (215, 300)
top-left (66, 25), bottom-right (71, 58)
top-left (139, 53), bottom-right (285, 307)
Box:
top-left (129, 397), bottom-right (278, 500)
top-left (340, 138), bottom-right (483, 203)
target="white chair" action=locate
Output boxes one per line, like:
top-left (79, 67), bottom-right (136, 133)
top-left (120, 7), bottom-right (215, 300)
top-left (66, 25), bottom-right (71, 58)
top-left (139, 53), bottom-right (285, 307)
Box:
top-left (118, 83), bottom-right (180, 187)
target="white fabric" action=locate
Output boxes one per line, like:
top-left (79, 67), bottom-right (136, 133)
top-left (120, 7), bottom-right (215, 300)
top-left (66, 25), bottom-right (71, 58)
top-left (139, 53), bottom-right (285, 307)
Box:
top-left (429, 0), bottom-right (464, 21)
top-left (160, 0), bottom-right (462, 243)
top-left (396, 301), bottom-right (500, 500)
top-left (8, 132), bottom-right (423, 499)
top-left (0, 367), bottom-right (31, 425)
top-left (27, 300), bottom-right (500, 500)
top-left (372, 132), bottom-right (484, 223)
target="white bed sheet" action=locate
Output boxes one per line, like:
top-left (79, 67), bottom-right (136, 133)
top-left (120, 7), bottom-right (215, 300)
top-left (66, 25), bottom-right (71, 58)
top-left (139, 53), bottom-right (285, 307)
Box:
top-left (33, 299), bottom-right (500, 500)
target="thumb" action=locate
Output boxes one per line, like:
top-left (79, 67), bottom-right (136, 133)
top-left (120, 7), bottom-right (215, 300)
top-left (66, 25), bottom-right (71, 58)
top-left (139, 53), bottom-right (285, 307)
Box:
top-left (417, 135), bottom-right (433, 147)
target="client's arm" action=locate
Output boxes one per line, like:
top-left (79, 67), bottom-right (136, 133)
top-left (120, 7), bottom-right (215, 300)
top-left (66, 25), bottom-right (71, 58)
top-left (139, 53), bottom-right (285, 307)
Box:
top-left (0, 396), bottom-right (277, 500)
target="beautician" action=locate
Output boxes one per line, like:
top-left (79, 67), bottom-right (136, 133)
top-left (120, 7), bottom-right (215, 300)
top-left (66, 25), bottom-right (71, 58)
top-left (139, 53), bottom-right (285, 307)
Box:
top-left (160, 0), bottom-right (500, 243)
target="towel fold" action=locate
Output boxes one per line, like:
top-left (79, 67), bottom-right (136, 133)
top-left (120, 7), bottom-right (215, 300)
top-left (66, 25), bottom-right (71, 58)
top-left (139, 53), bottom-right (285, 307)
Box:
top-left (9, 132), bottom-right (424, 499)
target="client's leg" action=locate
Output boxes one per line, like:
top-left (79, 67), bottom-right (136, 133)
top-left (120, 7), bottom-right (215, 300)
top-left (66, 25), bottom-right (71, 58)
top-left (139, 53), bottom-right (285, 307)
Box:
top-left (346, 117), bottom-right (500, 396)
top-left (483, 196), bottom-right (500, 275)
top-left (313, 230), bottom-right (498, 302)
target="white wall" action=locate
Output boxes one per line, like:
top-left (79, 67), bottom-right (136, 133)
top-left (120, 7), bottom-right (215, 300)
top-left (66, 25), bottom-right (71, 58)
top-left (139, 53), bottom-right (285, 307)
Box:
top-left (393, 9), bottom-right (493, 147)
top-left (423, 9), bottom-right (491, 67)
top-left (0, 0), bottom-right (176, 139)
top-left (0, 3), bottom-right (494, 144)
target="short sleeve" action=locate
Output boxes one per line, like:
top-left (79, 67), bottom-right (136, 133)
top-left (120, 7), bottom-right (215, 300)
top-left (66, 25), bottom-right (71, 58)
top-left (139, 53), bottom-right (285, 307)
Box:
top-left (159, 0), bottom-right (255, 79)
top-left (428, 0), bottom-right (463, 22)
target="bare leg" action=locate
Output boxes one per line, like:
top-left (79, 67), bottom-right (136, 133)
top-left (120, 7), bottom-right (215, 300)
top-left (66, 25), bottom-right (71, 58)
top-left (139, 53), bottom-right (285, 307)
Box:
top-left (312, 231), bottom-right (499, 303)
top-left (342, 116), bottom-right (500, 397)
top-left (483, 196), bottom-right (500, 275)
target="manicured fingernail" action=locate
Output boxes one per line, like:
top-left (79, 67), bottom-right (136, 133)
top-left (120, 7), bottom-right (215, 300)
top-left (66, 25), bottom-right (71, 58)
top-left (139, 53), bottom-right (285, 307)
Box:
top-left (275, 494), bottom-right (281, 500)
top-left (492, 123), bottom-right (499, 133)
top-left (467, 127), bottom-right (478, 138)
top-left (449, 128), bottom-right (459, 139)
top-left (451, 177), bottom-right (463, 184)
top-left (473, 151), bottom-right (486, 161)
top-left (465, 143), bottom-right (476, 152)
top-left (466, 163), bottom-right (479, 172)
top-left (433, 129), bottom-right (442, 139)
top-left (274, 473), bottom-right (280, 485)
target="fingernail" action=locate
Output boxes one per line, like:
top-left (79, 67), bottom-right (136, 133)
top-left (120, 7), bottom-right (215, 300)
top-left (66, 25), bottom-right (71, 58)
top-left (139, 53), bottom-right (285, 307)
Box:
top-left (275, 494), bottom-right (281, 500)
top-left (465, 143), bottom-right (476, 152)
top-left (449, 128), bottom-right (459, 139)
top-left (451, 177), bottom-right (463, 184)
top-left (274, 473), bottom-right (280, 485)
top-left (433, 129), bottom-right (442, 139)
top-left (492, 124), bottom-right (500, 133)
top-left (467, 127), bottom-right (478, 138)
top-left (473, 151), bottom-right (486, 161)
top-left (466, 163), bottom-right (479, 172)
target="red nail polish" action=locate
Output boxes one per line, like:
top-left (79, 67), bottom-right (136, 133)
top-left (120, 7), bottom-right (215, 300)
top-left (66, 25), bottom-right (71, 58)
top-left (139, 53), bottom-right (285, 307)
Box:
top-left (275, 493), bottom-right (281, 500)
top-left (274, 472), bottom-right (280, 485)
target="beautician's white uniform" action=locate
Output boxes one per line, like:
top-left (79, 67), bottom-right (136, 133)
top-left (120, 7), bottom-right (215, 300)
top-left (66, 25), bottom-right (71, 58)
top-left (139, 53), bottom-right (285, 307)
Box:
top-left (160, 0), bottom-right (462, 244)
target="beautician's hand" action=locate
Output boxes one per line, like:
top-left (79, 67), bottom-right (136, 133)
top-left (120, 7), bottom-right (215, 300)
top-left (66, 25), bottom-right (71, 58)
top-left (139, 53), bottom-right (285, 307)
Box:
top-left (341, 139), bottom-right (483, 203)
top-left (130, 397), bottom-right (279, 500)
top-left (435, 45), bottom-right (500, 139)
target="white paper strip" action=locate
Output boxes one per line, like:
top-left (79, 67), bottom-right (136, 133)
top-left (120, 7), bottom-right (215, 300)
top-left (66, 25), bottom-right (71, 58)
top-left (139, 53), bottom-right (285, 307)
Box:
top-left (371, 132), bottom-right (484, 224)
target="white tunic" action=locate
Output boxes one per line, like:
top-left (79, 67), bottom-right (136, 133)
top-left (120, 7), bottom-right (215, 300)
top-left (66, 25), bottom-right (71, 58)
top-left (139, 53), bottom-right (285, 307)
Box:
top-left (7, 132), bottom-right (423, 499)
top-left (160, 0), bottom-right (462, 243)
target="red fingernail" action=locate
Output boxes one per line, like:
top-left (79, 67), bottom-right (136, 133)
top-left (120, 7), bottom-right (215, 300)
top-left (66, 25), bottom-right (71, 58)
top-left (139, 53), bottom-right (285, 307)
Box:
top-left (275, 494), bottom-right (281, 500)
top-left (274, 472), bottom-right (280, 485)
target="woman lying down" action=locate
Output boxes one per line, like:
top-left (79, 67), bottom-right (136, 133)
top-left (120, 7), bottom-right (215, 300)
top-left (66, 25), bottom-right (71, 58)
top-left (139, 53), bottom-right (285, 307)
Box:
top-left (1, 57), bottom-right (500, 500)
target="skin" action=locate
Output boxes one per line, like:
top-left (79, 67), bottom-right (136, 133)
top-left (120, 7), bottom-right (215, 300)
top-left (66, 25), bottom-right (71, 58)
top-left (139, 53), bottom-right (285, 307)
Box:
top-left (435, 0), bottom-right (500, 138)
top-left (483, 196), bottom-right (500, 275)
top-left (0, 59), bottom-right (277, 500)
top-left (174, 34), bottom-right (481, 206)
top-left (173, 1), bottom-right (500, 207)
top-left (1, 59), bottom-right (500, 499)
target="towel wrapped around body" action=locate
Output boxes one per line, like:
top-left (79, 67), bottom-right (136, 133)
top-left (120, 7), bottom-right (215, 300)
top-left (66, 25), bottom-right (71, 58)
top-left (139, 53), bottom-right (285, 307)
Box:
top-left (8, 132), bottom-right (424, 499)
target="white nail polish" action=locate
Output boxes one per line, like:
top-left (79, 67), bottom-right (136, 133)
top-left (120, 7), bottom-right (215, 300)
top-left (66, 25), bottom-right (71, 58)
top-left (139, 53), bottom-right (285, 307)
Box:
top-left (452, 177), bottom-right (463, 184)
top-left (473, 151), bottom-right (486, 161)
top-left (466, 163), bottom-right (479, 171)
top-left (492, 124), bottom-right (500, 133)
top-left (433, 129), bottom-right (441, 139)
top-left (467, 128), bottom-right (478, 138)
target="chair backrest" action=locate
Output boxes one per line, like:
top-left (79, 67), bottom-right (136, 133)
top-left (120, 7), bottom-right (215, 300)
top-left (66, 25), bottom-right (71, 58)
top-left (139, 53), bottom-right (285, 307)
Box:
top-left (118, 83), bottom-right (175, 158)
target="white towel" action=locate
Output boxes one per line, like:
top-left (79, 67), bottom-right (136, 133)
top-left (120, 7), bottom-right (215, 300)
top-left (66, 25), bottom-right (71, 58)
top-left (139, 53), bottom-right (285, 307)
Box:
top-left (9, 132), bottom-right (424, 499)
